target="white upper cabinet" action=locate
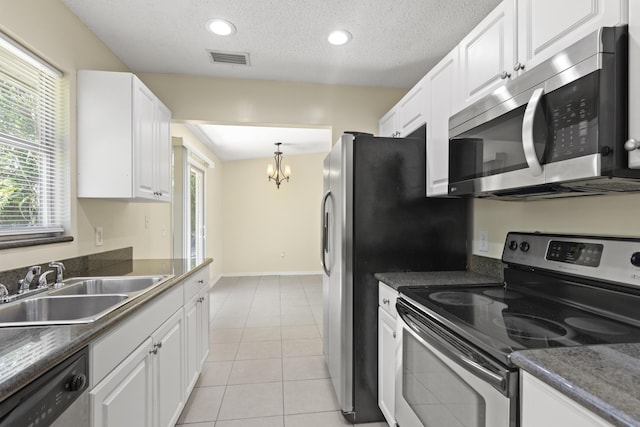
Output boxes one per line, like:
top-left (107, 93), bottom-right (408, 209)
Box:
top-left (379, 107), bottom-right (400, 137)
top-left (78, 70), bottom-right (172, 202)
top-left (516, 0), bottom-right (627, 74)
top-left (426, 47), bottom-right (459, 197)
top-left (459, 0), bottom-right (516, 107)
top-left (398, 76), bottom-right (428, 137)
top-left (459, 0), bottom-right (626, 107)
top-left (379, 75), bottom-right (428, 138)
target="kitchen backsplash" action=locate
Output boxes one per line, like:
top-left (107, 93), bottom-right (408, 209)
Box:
top-left (0, 247), bottom-right (133, 294)
top-left (469, 254), bottom-right (504, 282)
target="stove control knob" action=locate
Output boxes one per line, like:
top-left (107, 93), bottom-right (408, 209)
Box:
top-left (631, 252), bottom-right (640, 267)
top-left (67, 373), bottom-right (87, 392)
top-left (519, 241), bottom-right (530, 252)
top-left (508, 240), bottom-right (518, 251)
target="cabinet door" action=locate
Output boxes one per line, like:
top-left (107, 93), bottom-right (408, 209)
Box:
top-left (378, 307), bottom-right (397, 425)
top-left (155, 102), bottom-right (172, 201)
top-left (184, 297), bottom-right (199, 394)
top-left (133, 78), bottom-right (157, 199)
top-left (152, 309), bottom-right (185, 427)
top-left (521, 371), bottom-right (614, 427)
top-left (198, 288), bottom-right (211, 367)
top-left (91, 338), bottom-right (153, 427)
top-left (426, 47), bottom-right (459, 196)
top-left (459, 0), bottom-right (515, 106)
top-left (517, 0), bottom-right (625, 73)
top-left (629, 0), bottom-right (640, 168)
top-left (398, 77), bottom-right (427, 137)
top-left (379, 107), bottom-right (400, 137)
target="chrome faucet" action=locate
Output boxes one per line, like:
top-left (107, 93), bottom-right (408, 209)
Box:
top-left (18, 266), bottom-right (41, 293)
top-left (48, 261), bottom-right (65, 285)
top-left (38, 270), bottom-right (53, 289)
top-left (0, 284), bottom-right (8, 303)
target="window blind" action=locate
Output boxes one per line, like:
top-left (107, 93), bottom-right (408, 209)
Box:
top-left (0, 33), bottom-right (65, 237)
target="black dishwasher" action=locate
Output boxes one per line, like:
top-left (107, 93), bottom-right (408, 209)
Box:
top-left (0, 346), bottom-right (89, 427)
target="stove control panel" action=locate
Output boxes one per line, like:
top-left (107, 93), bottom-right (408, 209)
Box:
top-left (546, 240), bottom-right (603, 267)
top-left (502, 232), bottom-right (640, 287)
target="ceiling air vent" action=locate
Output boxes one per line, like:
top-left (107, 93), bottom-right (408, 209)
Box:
top-left (207, 50), bottom-right (250, 65)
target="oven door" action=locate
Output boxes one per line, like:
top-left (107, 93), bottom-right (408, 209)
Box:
top-left (395, 300), bottom-right (517, 427)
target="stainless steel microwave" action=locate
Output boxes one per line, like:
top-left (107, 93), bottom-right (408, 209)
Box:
top-left (448, 26), bottom-right (640, 200)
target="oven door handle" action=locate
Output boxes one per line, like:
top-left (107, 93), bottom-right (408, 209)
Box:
top-left (522, 87), bottom-right (545, 177)
top-left (398, 303), bottom-right (508, 395)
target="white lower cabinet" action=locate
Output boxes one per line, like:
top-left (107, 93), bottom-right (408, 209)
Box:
top-left (152, 310), bottom-right (185, 427)
top-left (378, 282), bottom-right (399, 426)
top-left (184, 285), bottom-right (210, 395)
top-left (90, 338), bottom-right (154, 427)
top-left (520, 371), bottom-right (614, 427)
top-left (89, 268), bottom-right (211, 427)
top-left (184, 271), bottom-right (211, 395)
top-left (91, 309), bottom-right (183, 427)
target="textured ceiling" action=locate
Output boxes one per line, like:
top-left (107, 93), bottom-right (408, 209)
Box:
top-left (62, 0), bottom-right (502, 89)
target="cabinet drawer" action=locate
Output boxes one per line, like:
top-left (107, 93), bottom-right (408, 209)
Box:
top-left (183, 268), bottom-right (210, 303)
top-left (378, 282), bottom-right (398, 318)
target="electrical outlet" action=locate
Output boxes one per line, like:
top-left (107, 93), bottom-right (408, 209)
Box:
top-left (478, 230), bottom-right (489, 252)
top-left (95, 227), bottom-right (104, 246)
top-left (281, 252), bottom-right (286, 260)
top-left (144, 216), bottom-right (150, 229)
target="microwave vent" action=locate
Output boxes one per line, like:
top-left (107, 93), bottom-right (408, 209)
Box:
top-left (207, 50), bottom-right (250, 66)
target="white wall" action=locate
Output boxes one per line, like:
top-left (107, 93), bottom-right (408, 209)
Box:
top-left (221, 153), bottom-right (325, 275)
top-left (472, 194), bottom-right (640, 259)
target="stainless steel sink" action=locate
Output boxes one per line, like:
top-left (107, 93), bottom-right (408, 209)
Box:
top-left (50, 275), bottom-right (170, 296)
top-left (0, 295), bottom-right (129, 327)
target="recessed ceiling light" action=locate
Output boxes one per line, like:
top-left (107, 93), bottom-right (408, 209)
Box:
top-left (207, 18), bottom-right (237, 36)
top-left (328, 30), bottom-right (352, 46)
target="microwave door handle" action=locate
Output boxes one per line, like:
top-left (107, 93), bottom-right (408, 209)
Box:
top-left (321, 191), bottom-right (331, 275)
top-left (522, 87), bottom-right (545, 177)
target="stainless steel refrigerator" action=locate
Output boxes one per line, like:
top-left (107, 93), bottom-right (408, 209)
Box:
top-left (320, 127), bottom-right (468, 423)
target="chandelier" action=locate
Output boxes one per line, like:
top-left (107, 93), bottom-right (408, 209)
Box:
top-left (267, 142), bottom-right (291, 189)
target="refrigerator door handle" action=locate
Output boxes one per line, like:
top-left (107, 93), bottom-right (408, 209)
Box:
top-left (321, 191), bottom-right (331, 275)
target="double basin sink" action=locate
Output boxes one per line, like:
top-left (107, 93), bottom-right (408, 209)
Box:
top-left (0, 275), bottom-right (172, 327)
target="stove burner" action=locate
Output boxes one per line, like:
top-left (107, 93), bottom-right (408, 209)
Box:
top-left (565, 317), bottom-right (630, 335)
top-left (483, 289), bottom-right (523, 299)
top-left (429, 291), bottom-right (493, 306)
top-left (498, 314), bottom-right (569, 340)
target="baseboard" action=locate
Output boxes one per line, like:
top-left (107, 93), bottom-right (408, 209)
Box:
top-left (220, 271), bottom-right (323, 277)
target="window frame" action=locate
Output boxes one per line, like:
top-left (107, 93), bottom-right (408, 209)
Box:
top-left (0, 32), bottom-right (68, 246)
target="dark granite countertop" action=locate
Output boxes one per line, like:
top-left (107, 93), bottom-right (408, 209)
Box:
top-left (512, 344), bottom-right (640, 427)
top-left (375, 271), bottom-right (501, 291)
top-left (0, 258), bottom-right (212, 402)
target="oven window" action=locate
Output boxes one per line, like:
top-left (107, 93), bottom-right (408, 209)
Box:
top-left (403, 330), bottom-right (486, 427)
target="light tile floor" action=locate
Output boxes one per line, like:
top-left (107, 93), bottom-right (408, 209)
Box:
top-left (175, 275), bottom-right (387, 427)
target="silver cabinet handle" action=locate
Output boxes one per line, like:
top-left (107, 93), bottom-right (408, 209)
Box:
top-left (522, 87), bottom-right (544, 177)
top-left (393, 331), bottom-right (396, 339)
top-left (382, 298), bottom-right (390, 305)
top-left (625, 139), bottom-right (640, 151)
top-left (198, 280), bottom-right (204, 284)
top-left (514, 62), bottom-right (525, 71)
top-left (500, 71), bottom-right (511, 79)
